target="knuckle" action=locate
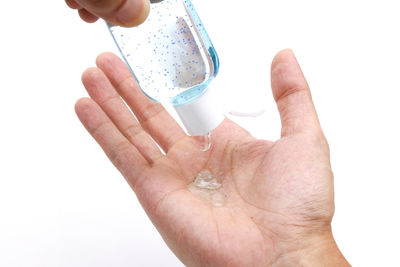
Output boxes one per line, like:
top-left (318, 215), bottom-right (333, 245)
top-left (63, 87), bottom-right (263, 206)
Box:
top-left (275, 84), bottom-right (308, 103)
top-left (140, 103), bottom-right (164, 124)
top-left (123, 123), bottom-right (143, 140)
top-left (110, 141), bottom-right (132, 168)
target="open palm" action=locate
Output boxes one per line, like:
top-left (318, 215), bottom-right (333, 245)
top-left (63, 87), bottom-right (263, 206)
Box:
top-left (76, 50), bottom-right (347, 266)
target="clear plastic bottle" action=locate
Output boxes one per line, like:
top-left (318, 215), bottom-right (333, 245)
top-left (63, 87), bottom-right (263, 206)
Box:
top-left (107, 0), bottom-right (224, 136)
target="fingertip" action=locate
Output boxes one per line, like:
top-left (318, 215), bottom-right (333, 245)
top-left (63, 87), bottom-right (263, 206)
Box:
top-left (66, 0), bottom-right (81, 9)
top-left (75, 97), bottom-right (92, 117)
top-left (78, 8), bottom-right (99, 23)
top-left (270, 49), bottom-right (321, 136)
top-left (271, 48), bottom-right (295, 69)
top-left (96, 53), bottom-right (133, 86)
top-left (81, 67), bottom-right (113, 101)
top-left (115, 0), bottom-right (150, 27)
top-left (75, 98), bottom-right (105, 134)
top-left (81, 67), bottom-right (101, 84)
top-left (273, 48), bottom-right (295, 59)
top-left (95, 52), bottom-right (118, 68)
top-left (271, 48), bottom-right (306, 102)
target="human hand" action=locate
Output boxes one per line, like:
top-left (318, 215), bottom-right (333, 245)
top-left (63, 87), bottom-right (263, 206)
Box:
top-left (75, 49), bottom-right (350, 266)
top-left (65, 0), bottom-right (150, 26)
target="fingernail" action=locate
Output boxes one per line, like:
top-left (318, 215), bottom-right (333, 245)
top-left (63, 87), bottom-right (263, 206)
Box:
top-left (116, 0), bottom-right (149, 27)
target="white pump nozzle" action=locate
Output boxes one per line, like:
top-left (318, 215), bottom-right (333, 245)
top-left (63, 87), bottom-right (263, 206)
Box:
top-left (174, 86), bottom-right (224, 136)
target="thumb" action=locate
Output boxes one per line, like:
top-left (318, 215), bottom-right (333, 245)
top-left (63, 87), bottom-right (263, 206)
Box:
top-left (75, 0), bottom-right (150, 27)
top-left (271, 49), bottom-right (322, 137)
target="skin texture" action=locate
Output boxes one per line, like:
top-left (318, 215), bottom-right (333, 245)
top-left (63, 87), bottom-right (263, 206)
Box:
top-left (65, 0), bottom-right (150, 26)
top-left (75, 49), bottom-right (350, 266)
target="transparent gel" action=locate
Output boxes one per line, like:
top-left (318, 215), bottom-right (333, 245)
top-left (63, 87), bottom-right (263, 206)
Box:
top-left (194, 132), bottom-right (211, 151)
top-left (188, 170), bottom-right (226, 207)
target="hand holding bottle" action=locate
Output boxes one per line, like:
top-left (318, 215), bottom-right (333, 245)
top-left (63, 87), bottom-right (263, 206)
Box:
top-left (75, 49), bottom-right (350, 266)
top-left (65, 0), bottom-right (150, 26)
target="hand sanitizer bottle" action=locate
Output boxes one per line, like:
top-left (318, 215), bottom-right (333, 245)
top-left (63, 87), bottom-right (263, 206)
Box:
top-left (107, 0), bottom-right (224, 136)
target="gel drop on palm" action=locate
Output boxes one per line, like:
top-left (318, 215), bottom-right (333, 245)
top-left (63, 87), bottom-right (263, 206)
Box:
top-left (107, 0), bottom-right (224, 136)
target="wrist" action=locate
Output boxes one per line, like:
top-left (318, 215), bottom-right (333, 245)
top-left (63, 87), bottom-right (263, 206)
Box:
top-left (273, 231), bottom-right (350, 266)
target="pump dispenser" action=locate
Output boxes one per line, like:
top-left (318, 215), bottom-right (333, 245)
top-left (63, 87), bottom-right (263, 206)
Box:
top-left (107, 0), bottom-right (224, 136)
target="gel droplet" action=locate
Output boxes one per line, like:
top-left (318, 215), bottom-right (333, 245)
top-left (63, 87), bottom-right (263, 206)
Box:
top-left (188, 170), bottom-right (225, 207)
top-left (194, 170), bottom-right (221, 189)
top-left (194, 132), bottom-right (212, 152)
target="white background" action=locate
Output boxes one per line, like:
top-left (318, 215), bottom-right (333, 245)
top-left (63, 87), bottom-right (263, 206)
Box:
top-left (0, 0), bottom-right (399, 266)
